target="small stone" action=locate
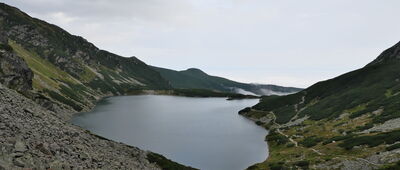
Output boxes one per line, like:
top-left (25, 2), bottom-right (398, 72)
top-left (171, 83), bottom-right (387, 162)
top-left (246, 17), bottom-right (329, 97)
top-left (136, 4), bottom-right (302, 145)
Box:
top-left (35, 143), bottom-right (52, 155)
top-left (13, 157), bottom-right (25, 167)
top-left (50, 143), bottom-right (60, 153)
top-left (14, 140), bottom-right (27, 153)
top-left (11, 152), bottom-right (23, 158)
top-left (72, 132), bottom-right (79, 137)
top-left (0, 157), bottom-right (11, 170)
top-left (49, 160), bottom-right (64, 169)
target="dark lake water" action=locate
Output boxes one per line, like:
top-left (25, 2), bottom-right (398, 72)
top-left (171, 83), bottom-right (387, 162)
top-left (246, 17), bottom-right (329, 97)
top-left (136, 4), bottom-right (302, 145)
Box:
top-left (72, 95), bottom-right (268, 170)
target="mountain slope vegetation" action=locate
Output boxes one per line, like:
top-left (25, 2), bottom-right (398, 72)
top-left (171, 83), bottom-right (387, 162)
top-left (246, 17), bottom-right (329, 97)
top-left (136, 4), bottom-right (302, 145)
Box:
top-left (0, 3), bottom-right (170, 115)
top-left (152, 66), bottom-right (302, 96)
top-left (252, 41), bottom-right (400, 124)
top-left (242, 41), bottom-right (400, 169)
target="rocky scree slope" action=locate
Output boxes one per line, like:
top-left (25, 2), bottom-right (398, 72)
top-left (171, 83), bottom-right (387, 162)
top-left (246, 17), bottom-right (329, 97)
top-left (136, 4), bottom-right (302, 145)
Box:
top-left (0, 83), bottom-right (161, 169)
top-left (152, 66), bottom-right (302, 96)
top-left (241, 41), bottom-right (400, 169)
top-left (0, 3), bottom-right (171, 119)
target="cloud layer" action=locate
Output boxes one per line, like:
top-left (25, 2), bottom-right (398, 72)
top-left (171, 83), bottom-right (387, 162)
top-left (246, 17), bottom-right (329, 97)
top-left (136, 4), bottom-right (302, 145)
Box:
top-left (4, 0), bottom-right (400, 87)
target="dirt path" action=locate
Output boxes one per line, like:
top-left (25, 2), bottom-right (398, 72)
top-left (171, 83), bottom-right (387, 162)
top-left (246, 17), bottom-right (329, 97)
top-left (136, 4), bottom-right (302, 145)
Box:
top-left (271, 113), bottom-right (298, 147)
top-left (291, 96), bottom-right (306, 121)
top-left (271, 111), bottom-right (325, 155)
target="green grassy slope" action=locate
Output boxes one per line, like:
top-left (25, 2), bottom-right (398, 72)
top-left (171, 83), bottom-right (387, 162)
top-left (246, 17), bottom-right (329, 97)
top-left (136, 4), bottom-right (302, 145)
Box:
top-left (244, 41), bottom-right (400, 169)
top-left (252, 48), bottom-right (400, 124)
top-left (152, 66), bottom-right (302, 96)
top-left (0, 3), bottom-right (171, 112)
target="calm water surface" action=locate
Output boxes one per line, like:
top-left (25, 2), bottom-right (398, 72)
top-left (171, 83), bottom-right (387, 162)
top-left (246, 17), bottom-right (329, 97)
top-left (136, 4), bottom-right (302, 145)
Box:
top-left (72, 95), bottom-right (268, 170)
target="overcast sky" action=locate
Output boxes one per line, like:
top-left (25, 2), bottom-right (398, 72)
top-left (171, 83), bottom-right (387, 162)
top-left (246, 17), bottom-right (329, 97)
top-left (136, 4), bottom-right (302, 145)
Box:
top-left (3, 0), bottom-right (400, 88)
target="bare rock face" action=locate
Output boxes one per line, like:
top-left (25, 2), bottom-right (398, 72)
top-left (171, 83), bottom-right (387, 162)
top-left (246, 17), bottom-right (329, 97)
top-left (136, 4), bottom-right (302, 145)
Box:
top-left (0, 31), bottom-right (33, 92)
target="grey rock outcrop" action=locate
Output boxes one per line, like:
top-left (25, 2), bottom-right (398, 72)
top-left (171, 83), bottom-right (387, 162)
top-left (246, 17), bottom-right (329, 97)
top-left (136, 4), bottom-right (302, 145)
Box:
top-left (0, 31), bottom-right (33, 92)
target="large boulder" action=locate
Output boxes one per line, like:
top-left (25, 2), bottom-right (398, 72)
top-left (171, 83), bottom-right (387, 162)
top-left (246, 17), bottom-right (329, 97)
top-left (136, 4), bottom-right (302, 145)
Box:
top-left (0, 31), bottom-right (33, 92)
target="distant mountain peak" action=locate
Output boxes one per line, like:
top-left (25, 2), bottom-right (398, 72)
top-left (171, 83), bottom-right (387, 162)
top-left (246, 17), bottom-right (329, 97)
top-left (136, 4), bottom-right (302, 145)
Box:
top-left (367, 41), bottom-right (400, 66)
top-left (182, 68), bottom-right (208, 75)
top-left (185, 68), bottom-right (203, 72)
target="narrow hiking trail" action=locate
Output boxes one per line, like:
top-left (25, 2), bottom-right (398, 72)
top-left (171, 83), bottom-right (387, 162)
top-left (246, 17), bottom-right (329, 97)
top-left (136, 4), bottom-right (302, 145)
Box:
top-left (270, 111), bottom-right (324, 156)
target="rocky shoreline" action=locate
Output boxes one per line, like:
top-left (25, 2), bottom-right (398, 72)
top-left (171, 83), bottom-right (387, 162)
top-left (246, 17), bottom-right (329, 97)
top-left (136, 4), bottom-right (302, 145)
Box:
top-left (240, 108), bottom-right (400, 170)
top-left (0, 33), bottom-right (163, 169)
top-left (0, 83), bottom-right (162, 169)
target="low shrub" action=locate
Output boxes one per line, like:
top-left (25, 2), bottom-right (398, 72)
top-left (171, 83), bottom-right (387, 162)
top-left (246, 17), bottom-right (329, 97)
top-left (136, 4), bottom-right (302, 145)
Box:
top-left (339, 130), bottom-right (400, 150)
top-left (255, 121), bottom-right (263, 125)
top-left (294, 160), bottom-right (309, 169)
top-left (147, 153), bottom-right (196, 170)
top-left (286, 143), bottom-right (295, 148)
top-left (44, 89), bottom-right (82, 111)
top-left (239, 107), bottom-right (251, 114)
top-left (386, 143), bottom-right (400, 151)
top-left (322, 134), bottom-right (356, 145)
top-left (0, 44), bottom-right (13, 51)
top-left (267, 131), bottom-right (289, 145)
top-left (268, 162), bottom-right (286, 170)
top-left (299, 136), bottom-right (323, 147)
top-left (356, 123), bottom-right (374, 131)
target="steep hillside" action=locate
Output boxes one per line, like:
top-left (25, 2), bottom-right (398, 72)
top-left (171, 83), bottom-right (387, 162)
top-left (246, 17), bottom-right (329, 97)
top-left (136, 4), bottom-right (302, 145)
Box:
top-left (152, 66), bottom-right (302, 96)
top-left (0, 3), bottom-right (171, 116)
top-left (242, 41), bottom-right (400, 169)
top-left (0, 83), bottom-right (196, 169)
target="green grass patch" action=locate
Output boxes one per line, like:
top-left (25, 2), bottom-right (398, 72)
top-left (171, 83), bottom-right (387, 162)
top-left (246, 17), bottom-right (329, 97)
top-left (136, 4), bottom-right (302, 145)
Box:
top-left (43, 89), bottom-right (82, 111)
top-left (385, 89), bottom-right (393, 98)
top-left (9, 41), bottom-right (77, 84)
top-left (80, 65), bottom-right (97, 82)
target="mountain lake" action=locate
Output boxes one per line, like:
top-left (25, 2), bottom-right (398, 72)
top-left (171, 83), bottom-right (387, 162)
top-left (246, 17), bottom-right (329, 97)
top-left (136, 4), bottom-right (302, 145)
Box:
top-left (72, 95), bottom-right (268, 170)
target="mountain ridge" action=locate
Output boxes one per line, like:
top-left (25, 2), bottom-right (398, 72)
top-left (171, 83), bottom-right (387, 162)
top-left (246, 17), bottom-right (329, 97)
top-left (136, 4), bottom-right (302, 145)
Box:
top-left (0, 2), bottom-right (172, 118)
top-left (152, 66), bottom-right (302, 96)
top-left (367, 41), bottom-right (400, 66)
